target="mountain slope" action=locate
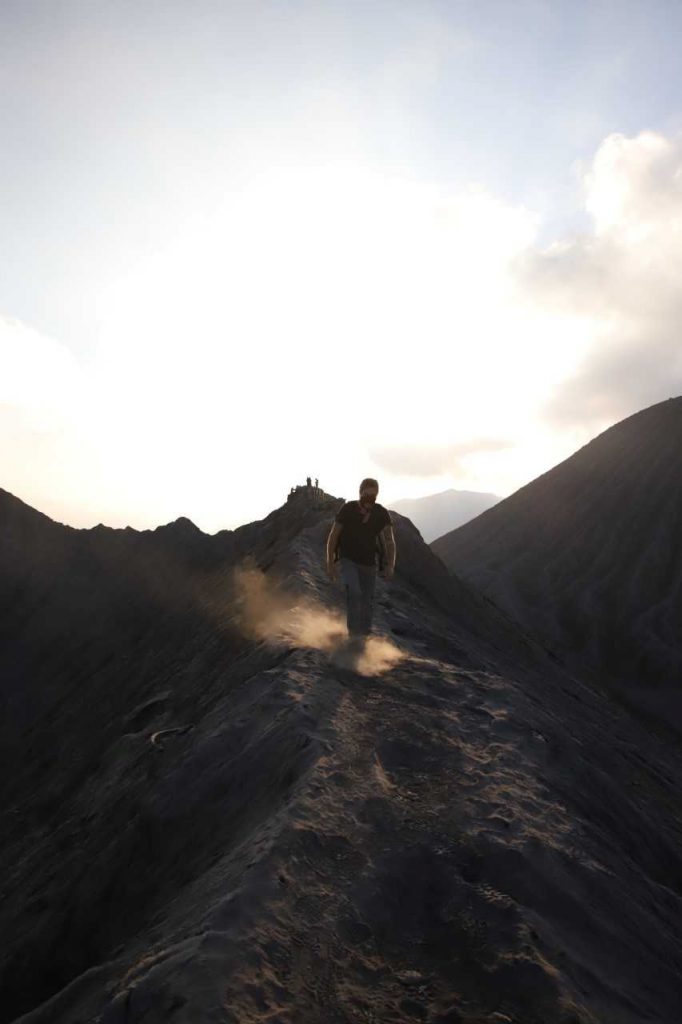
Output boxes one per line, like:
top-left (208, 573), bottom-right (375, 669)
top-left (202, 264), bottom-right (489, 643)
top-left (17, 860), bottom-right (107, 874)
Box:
top-left (431, 397), bottom-right (682, 730)
top-left (2, 485), bottom-right (682, 1024)
top-left (392, 488), bottom-right (501, 543)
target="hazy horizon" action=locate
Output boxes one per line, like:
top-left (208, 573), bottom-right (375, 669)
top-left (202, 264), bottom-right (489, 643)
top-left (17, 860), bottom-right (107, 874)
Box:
top-left (3, 1), bottom-right (682, 532)
top-left (3, 475), bottom-right (507, 535)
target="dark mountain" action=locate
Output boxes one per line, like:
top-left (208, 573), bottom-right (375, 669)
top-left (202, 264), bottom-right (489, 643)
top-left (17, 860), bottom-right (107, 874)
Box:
top-left (392, 488), bottom-right (501, 543)
top-left (431, 396), bottom-right (682, 736)
top-left (2, 483), bottom-right (682, 1023)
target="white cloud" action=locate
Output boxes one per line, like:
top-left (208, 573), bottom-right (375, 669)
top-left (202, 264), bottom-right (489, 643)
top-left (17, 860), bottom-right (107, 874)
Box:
top-left (371, 437), bottom-right (513, 477)
top-left (9, 131), bottom-right (682, 528)
top-left (512, 130), bottom-right (682, 426)
top-left (0, 315), bottom-right (85, 432)
top-left (90, 164), bottom-right (546, 460)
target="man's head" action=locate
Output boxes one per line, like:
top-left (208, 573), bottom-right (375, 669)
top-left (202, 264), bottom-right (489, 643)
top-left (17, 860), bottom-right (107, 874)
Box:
top-left (359, 477), bottom-right (379, 504)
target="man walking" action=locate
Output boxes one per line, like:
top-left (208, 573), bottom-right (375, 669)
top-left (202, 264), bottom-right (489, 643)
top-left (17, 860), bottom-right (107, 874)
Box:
top-left (326, 477), bottom-right (396, 641)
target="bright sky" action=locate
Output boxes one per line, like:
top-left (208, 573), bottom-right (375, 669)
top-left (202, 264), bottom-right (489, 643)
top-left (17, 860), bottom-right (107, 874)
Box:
top-left (2, 0), bottom-right (682, 532)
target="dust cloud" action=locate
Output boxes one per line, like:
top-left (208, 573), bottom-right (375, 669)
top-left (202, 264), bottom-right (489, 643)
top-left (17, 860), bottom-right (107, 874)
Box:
top-left (230, 559), bottom-right (406, 677)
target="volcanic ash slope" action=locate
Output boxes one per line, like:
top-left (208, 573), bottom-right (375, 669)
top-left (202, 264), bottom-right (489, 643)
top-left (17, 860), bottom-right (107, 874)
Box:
top-left (2, 488), bottom-right (682, 1024)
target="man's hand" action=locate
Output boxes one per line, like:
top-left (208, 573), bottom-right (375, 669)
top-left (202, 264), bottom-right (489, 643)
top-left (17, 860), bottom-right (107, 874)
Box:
top-left (382, 565), bottom-right (395, 581)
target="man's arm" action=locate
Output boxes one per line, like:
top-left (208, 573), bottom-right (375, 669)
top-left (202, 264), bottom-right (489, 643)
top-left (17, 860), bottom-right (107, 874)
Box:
top-left (381, 524), bottom-right (396, 571)
top-left (327, 522), bottom-right (343, 568)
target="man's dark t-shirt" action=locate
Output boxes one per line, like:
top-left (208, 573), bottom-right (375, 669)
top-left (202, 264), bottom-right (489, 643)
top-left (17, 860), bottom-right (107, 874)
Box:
top-left (334, 500), bottom-right (393, 566)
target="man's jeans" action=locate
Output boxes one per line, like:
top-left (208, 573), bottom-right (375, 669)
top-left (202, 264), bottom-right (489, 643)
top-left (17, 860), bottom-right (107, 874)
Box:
top-left (339, 557), bottom-right (377, 637)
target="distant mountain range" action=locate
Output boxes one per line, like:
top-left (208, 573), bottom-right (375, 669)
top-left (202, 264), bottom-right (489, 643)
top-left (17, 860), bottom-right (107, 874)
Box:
top-left (389, 488), bottom-right (501, 543)
top-left (432, 395), bottom-right (682, 736)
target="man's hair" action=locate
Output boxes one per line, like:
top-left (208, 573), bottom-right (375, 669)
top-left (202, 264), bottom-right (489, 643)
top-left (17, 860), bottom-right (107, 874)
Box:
top-left (359, 477), bottom-right (379, 491)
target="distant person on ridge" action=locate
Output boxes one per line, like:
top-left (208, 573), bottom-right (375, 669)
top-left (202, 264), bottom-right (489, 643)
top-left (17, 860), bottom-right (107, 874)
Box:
top-left (326, 478), bottom-right (396, 641)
